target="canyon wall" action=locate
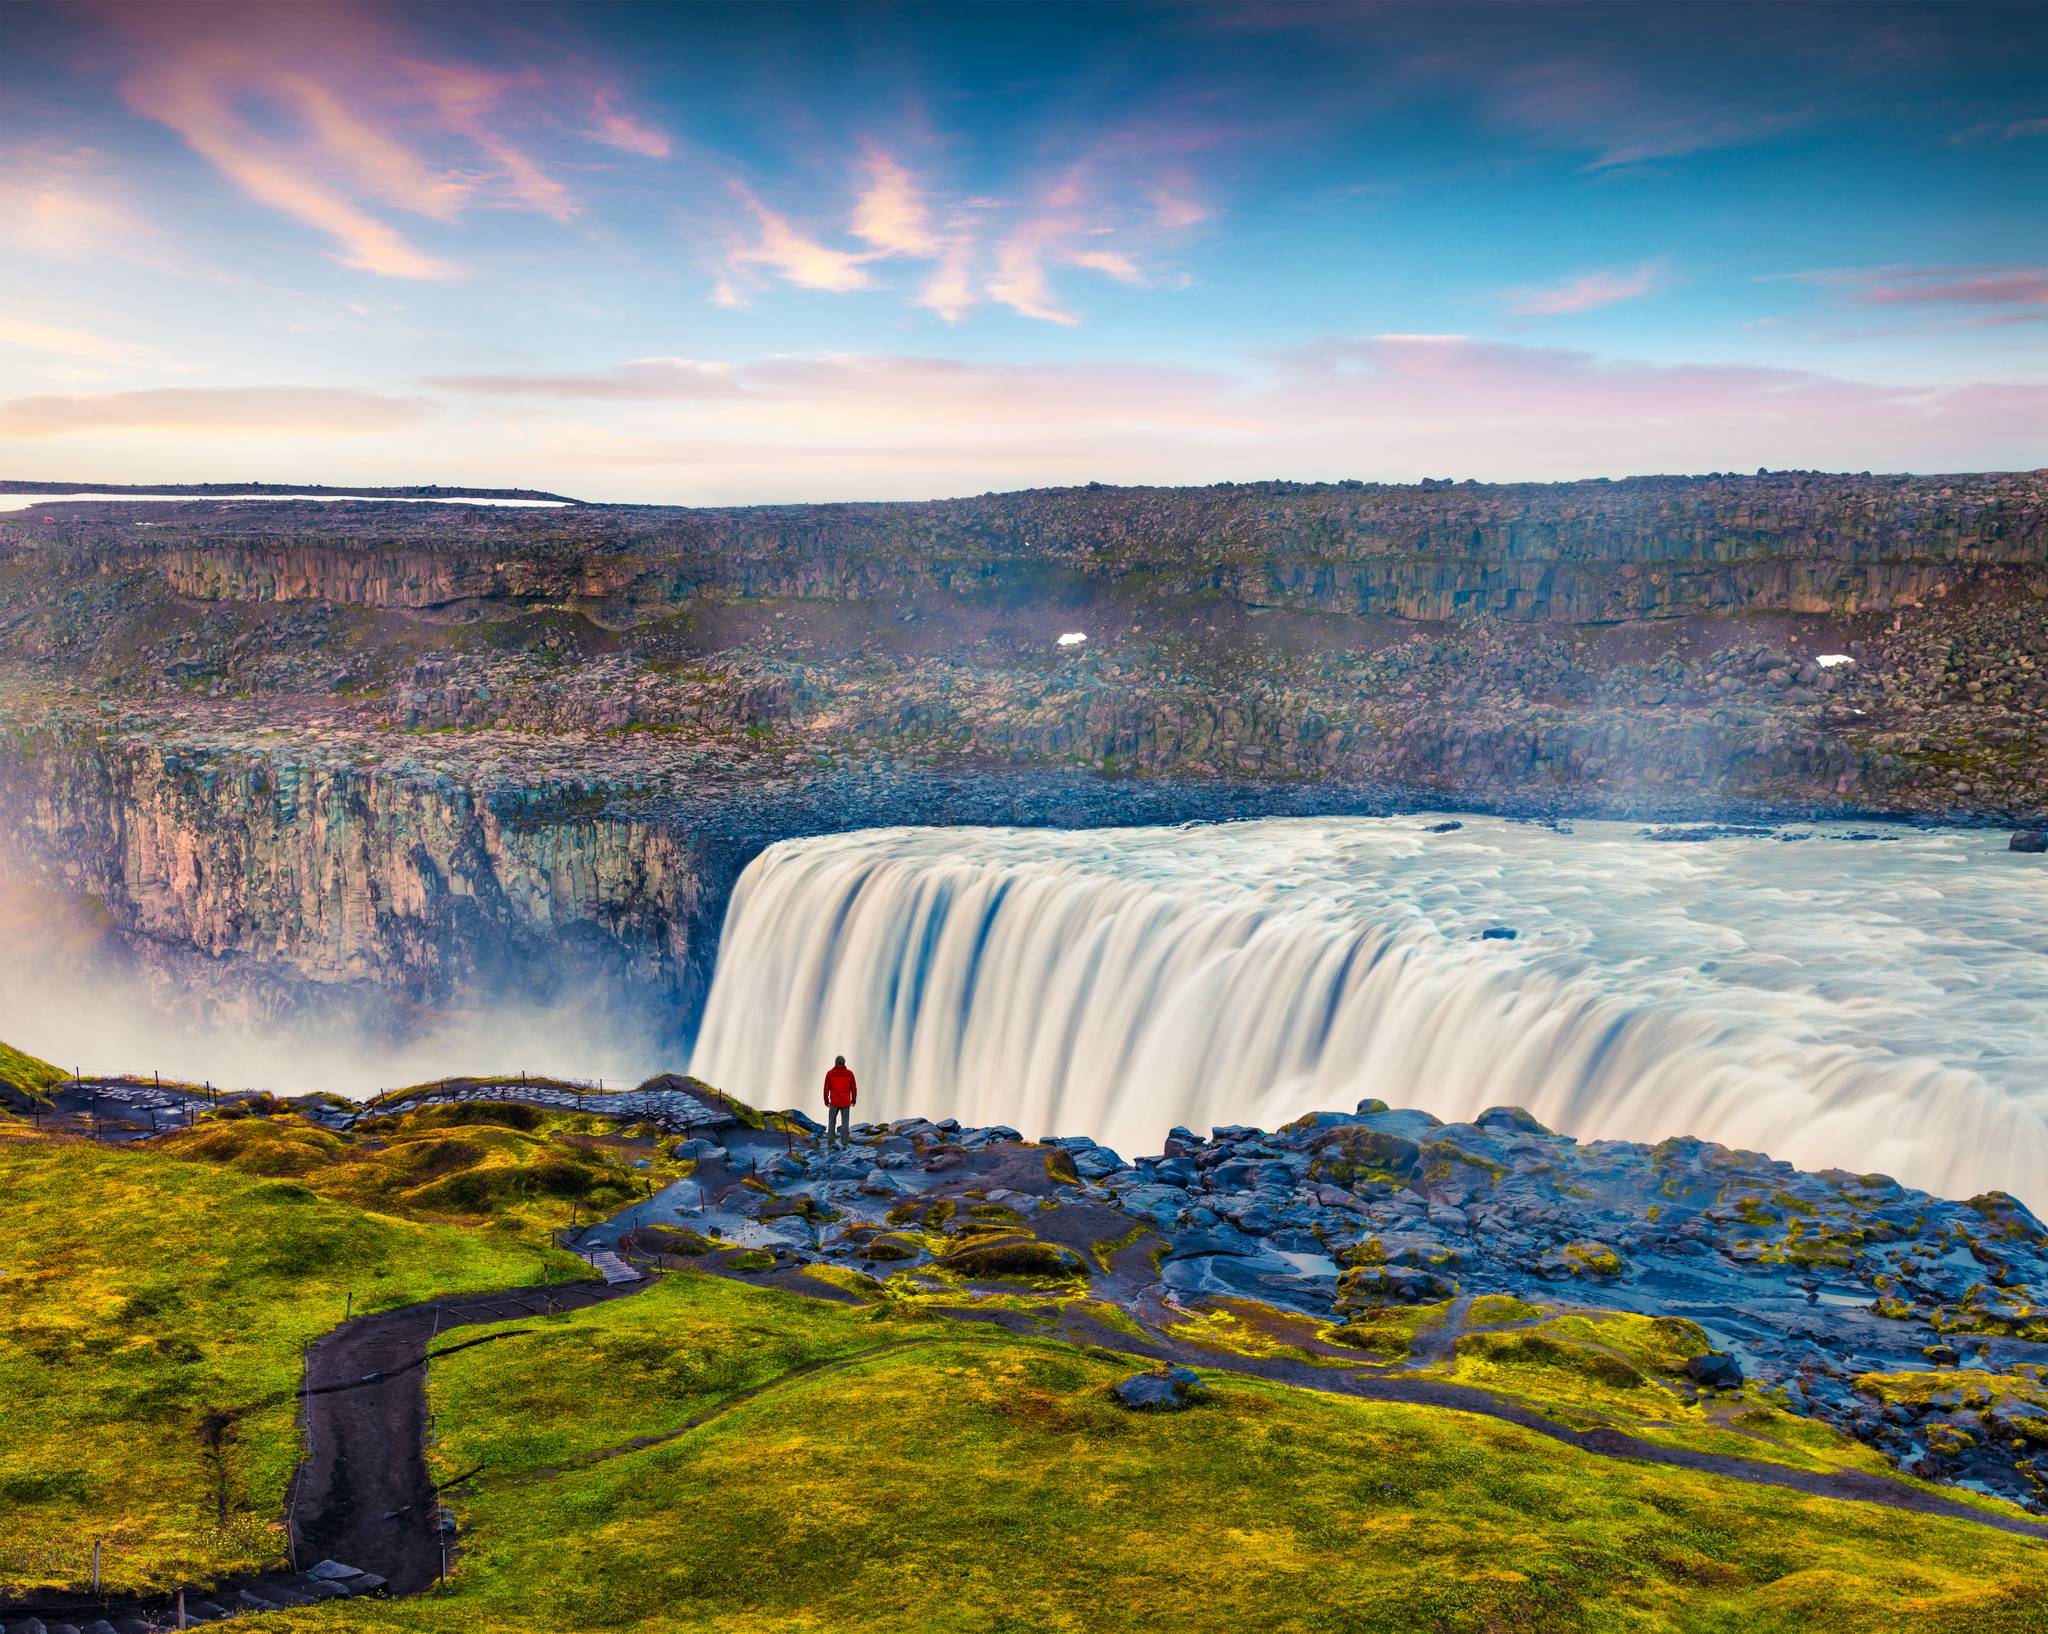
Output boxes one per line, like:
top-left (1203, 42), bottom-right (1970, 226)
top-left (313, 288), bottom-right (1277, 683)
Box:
top-left (31, 469), bottom-right (2048, 624)
top-left (0, 721), bottom-right (703, 1025)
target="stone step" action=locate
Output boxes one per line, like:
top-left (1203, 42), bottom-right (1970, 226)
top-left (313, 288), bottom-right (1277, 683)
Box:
top-left (586, 1249), bottom-right (642, 1285)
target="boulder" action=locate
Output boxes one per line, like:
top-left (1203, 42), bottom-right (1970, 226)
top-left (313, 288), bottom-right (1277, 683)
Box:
top-left (2011, 830), bottom-right (2046, 853)
top-left (1338, 1263), bottom-right (1456, 1306)
top-left (1686, 1351), bottom-right (1744, 1390)
top-left (1113, 1365), bottom-right (1210, 1411)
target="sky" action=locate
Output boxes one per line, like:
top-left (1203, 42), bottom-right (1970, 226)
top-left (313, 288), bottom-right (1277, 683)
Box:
top-left (1, 0), bottom-right (2044, 503)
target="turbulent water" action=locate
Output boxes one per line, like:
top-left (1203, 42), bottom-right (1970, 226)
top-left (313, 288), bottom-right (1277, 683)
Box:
top-left (691, 816), bottom-right (2048, 1202)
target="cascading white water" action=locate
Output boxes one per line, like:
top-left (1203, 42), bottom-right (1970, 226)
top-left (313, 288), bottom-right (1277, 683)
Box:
top-left (690, 816), bottom-right (2048, 1203)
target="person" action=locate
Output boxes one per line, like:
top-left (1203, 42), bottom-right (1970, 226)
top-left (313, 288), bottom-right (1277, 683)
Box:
top-left (821, 1054), bottom-right (858, 1149)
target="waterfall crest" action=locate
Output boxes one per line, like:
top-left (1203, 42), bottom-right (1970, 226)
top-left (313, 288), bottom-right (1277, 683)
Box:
top-left (691, 816), bottom-right (2048, 1202)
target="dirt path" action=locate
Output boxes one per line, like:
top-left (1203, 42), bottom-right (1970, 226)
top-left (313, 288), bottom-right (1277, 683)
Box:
top-left (292, 1275), bottom-right (653, 1594)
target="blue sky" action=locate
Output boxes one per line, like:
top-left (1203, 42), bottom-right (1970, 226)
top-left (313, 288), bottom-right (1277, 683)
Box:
top-left (1, 0), bottom-right (2043, 501)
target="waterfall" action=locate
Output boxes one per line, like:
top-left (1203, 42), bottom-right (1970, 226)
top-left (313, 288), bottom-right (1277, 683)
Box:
top-left (690, 816), bottom-right (2048, 1203)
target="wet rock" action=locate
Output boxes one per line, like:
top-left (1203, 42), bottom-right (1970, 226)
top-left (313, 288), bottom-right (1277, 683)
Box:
top-left (2012, 830), bottom-right (2046, 853)
top-left (1686, 1351), bottom-right (1745, 1390)
top-left (1481, 926), bottom-right (1518, 940)
top-left (1113, 1365), bottom-right (1210, 1411)
top-left (1338, 1263), bottom-right (1457, 1305)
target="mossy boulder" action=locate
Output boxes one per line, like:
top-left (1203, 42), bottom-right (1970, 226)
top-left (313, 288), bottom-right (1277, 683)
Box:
top-left (1307, 1127), bottom-right (1420, 1187)
top-left (939, 1238), bottom-right (1087, 1280)
top-left (1336, 1263), bottom-right (1455, 1308)
top-left (639, 1224), bottom-right (715, 1257)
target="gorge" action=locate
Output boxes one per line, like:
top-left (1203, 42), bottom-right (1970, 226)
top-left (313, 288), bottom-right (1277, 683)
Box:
top-left (1, 474), bottom-right (2044, 1197)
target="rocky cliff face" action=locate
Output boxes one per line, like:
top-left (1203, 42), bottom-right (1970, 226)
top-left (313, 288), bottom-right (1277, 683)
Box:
top-left (0, 719), bottom-right (702, 1025)
top-left (30, 468), bottom-right (2048, 623)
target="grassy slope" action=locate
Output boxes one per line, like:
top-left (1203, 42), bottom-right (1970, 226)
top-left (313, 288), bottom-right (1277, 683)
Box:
top-left (0, 1129), bottom-right (594, 1597)
top-left (146, 1102), bottom-right (694, 1251)
top-left (272, 1273), bottom-right (2048, 1634)
top-left (0, 1036), bottom-right (63, 1100)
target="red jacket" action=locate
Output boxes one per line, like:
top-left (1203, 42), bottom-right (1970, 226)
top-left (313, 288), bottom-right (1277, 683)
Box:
top-left (823, 1064), bottom-right (858, 1109)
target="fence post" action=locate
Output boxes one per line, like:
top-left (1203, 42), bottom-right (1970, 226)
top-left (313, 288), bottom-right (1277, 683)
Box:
top-left (92, 1537), bottom-right (101, 1593)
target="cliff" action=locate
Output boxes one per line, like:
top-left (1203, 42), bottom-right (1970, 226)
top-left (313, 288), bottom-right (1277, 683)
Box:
top-left (22, 469), bottom-right (2048, 624)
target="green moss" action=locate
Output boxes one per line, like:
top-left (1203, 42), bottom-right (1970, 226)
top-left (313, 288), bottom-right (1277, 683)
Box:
top-left (638, 1225), bottom-right (715, 1257)
top-left (1468, 1294), bottom-right (1544, 1325)
top-left (0, 1131), bottom-right (589, 1598)
top-left (278, 1276), bottom-right (2048, 1634)
top-left (1456, 1330), bottom-right (1645, 1391)
top-left (1089, 1222), bottom-right (1149, 1272)
top-left (938, 1238), bottom-right (1087, 1281)
top-left (723, 1249), bottom-right (776, 1272)
top-left (1306, 1127), bottom-right (1420, 1187)
top-left (0, 1039), bottom-right (64, 1102)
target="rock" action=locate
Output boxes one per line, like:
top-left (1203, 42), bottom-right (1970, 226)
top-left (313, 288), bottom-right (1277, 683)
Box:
top-left (1338, 1263), bottom-right (1456, 1306)
top-left (1424, 820), bottom-right (1464, 832)
top-left (1475, 1106), bottom-right (1553, 1137)
top-left (1113, 1365), bottom-right (1210, 1411)
top-left (1072, 1146), bottom-right (1127, 1180)
top-left (1922, 1344), bottom-right (1960, 1366)
top-left (1481, 926), bottom-right (1518, 941)
top-left (1686, 1351), bottom-right (1744, 1390)
top-left (2011, 830), bottom-right (2046, 853)
top-left (306, 1559), bottom-right (365, 1582)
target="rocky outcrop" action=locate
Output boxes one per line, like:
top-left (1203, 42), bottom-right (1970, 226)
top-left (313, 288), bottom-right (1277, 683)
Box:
top-left (0, 723), bottom-right (702, 1020)
top-left (540, 1076), bottom-right (2048, 1513)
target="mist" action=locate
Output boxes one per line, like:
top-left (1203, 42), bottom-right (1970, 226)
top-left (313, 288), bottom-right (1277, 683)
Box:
top-left (0, 904), bottom-right (675, 1099)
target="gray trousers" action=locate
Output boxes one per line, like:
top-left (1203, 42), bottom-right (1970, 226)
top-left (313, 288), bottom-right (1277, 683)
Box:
top-left (825, 1104), bottom-right (852, 1146)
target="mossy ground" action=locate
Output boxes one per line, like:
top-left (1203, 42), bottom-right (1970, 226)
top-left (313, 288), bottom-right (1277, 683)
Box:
top-left (0, 1036), bottom-right (63, 1101)
top-left (251, 1270), bottom-right (2048, 1634)
top-left (147, 1100), bottom-right (691, 1250)
top-left (0, 1130), bottom-right (591, 1597)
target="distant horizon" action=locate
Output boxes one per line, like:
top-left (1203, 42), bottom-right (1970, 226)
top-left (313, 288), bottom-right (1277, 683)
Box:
top-left (3, 0), bottom-right (2043, 501)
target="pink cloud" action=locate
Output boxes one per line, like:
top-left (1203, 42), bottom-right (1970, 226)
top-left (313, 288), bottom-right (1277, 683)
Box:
top-left (427, 358), bottom-right (742, 400)
top-left (1071, 249), bottom-right (1146, 285)
top-left (588, 90), bottom-right (672, 160)
top-left (849, 153), bottom-right (942, 257)
top-left (1854, 268), bottom-right (2048, 308)
top-left (0, 143), bottom-right (157, 261)
top-left (918, 242), bottom-right (980, 324)
top-left (94, 1), bottom-right (665, 277)
top-left (729, 190), bottom-right (873, 292)
top-left (715, 143), bottom-right (1189, 326)
top-left (1509, 262), bottom-right (1664, 316)
top-left (0, 385), bottom-right (429, 437)
top-left (481, 338), bottom-right (2046, 501)
top-left (987, 230), bottom-right (1079, 326)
